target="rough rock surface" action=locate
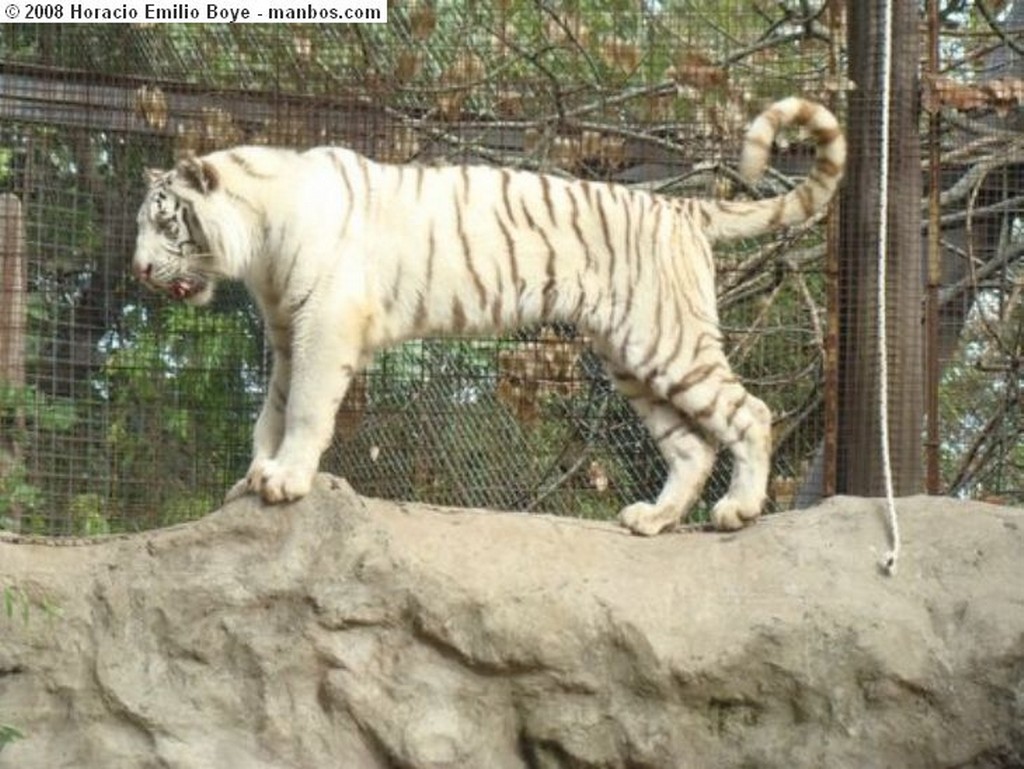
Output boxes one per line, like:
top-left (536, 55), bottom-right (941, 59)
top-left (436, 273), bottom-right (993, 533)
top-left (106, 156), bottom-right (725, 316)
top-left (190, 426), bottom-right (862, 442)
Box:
top-left (0, 475), bottom-right (1022, 769)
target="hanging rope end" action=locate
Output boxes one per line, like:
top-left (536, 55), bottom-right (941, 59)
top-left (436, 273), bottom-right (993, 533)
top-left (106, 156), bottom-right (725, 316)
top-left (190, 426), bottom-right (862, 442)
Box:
top-left (878, 498), bottom-right (902, 577)
top-left (878, 549), bottom-right (899, 577)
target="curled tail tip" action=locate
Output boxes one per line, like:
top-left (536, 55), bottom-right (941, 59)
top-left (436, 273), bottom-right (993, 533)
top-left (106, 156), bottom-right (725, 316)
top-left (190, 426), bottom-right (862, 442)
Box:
top-left (738, 96), bottom-right (846, 186)
top-left (709, 97), bottom-right (845, 243)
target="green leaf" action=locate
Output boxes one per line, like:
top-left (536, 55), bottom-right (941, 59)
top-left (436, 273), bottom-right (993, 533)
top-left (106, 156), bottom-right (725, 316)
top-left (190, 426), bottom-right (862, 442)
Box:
top-left (0, 723), bottom-right (25, 751)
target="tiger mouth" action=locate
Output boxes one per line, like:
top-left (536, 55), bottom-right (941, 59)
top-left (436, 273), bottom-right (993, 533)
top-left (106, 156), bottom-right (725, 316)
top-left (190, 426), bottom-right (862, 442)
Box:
top-left (167, 277), bottom-right (207, 301)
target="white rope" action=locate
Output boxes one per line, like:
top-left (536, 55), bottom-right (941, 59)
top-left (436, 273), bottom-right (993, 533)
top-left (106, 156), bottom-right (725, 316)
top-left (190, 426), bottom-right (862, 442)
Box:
top-left (876, 0), bottom-right (901, 576)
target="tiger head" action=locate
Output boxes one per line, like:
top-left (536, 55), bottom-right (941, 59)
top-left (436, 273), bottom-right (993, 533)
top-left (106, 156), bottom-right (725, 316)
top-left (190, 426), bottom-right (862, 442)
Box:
top-left (132, 156), bottom-right (227, 306)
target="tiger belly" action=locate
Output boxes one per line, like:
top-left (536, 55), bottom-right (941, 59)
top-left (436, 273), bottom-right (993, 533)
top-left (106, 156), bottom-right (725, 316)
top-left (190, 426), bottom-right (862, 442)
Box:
top-left (352, 160), bottom-right (767, 534)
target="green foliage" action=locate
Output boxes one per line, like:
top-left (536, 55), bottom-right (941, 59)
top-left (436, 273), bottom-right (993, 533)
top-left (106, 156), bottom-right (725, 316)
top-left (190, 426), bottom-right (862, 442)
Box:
top-left (0, 723), bottom-right (24, 753)
top-left (2, 583), bottom-right (58, 623)
top-left (157, 492), bottom-right (221, 526)
top-left (0, 147), bottom-right (12, 184)
top-left (3, 585), bottom-right (30, 625)
top-left (68, 494), bottom-right (110, 536)
top-left (0, 381), bottom-right (77, 435)
top-left (1, 581), bottom-right (58, 751)
top-left (0, 382), bottom-right (77, 525)
top-left (0, 462), bottom-right (42, 524)
top-left (103, 302), bottom-right (262, 522)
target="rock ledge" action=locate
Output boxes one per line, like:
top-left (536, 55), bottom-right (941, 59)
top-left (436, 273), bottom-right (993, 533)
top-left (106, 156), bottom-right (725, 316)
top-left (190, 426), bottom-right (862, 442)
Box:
top-left (1, 476), bottom-right (1022, 768)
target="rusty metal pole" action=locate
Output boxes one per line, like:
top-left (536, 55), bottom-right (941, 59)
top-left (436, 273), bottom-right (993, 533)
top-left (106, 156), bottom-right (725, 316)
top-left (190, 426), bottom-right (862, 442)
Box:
top-left (925, 0), bottom-right (942, 494)
top-left (0, 193), bottom-right (28, 532)
top-left (822, 0), bottom-right (842, 500)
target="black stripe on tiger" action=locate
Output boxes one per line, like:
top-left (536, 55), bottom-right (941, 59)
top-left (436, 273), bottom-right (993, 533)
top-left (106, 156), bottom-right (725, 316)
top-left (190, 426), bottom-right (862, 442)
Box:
top-left (227, 151), bottom-right (273, 180)
top-left (493, 211), bottom-right (522, 326)
top-left (331, 151), bottom-right (356, 236)
top-left (539, 174), bottom-right (556, 225)
top-left (454, 192), bottom-right (487, 312)
top-left (538, 227), bottom-right (559, 321)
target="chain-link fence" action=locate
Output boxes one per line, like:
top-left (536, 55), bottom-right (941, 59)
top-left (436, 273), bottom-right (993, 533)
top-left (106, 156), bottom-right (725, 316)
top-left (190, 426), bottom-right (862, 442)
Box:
top-left (1, 6), bottom-right (1021, 536)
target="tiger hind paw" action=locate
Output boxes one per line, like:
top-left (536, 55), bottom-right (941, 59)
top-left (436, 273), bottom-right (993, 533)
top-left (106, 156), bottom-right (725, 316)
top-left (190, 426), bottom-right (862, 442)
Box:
top-left (710, 496), bottom-right (764, 531)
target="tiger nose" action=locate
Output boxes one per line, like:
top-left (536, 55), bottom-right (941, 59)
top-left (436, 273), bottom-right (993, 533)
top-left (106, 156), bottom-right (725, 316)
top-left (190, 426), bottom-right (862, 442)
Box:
top-left (133, 262), bottom-right (153, 281)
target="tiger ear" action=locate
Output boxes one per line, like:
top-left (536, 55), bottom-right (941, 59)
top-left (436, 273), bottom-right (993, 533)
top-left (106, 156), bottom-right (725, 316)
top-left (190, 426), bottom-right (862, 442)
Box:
top-left (173, 155), bottom-right (219, 194)
top-left (144, 168), bottom-right (167, 188)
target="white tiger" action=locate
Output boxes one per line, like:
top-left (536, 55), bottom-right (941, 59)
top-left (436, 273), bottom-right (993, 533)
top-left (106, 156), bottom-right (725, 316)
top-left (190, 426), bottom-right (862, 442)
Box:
top-left (132, 96), bottom-right (845, 535)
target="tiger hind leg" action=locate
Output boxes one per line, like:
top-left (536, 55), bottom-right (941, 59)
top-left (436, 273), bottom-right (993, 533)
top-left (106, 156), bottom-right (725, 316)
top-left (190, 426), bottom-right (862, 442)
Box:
top-left (655, 355), bottom-right (771, 531)
top-left (607, 368), bottom-right (717, 536)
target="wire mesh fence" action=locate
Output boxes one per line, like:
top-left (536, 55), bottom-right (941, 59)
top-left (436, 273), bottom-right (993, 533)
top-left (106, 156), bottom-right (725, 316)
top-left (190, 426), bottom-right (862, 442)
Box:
top-left (1, 5), bottom-right (1021, 537)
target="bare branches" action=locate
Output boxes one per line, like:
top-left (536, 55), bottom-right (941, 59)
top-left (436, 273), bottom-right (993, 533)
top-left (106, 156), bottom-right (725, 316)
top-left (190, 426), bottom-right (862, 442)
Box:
top-left (947, 386), bottom-right (1023, 497)
top-left (975, 0), bottom-right (1024, 60)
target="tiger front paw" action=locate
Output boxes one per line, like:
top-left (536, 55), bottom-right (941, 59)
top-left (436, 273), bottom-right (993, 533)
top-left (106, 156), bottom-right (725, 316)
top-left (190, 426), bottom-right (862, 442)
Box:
top-left (619, 501), bottom-right (681, 536)
top-left (226, 458), bottom-right (315, 505)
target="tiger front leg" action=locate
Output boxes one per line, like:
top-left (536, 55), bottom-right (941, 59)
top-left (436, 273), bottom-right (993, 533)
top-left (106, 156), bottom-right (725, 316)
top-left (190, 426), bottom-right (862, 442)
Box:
top-left (244, 300), bottom-right (367, 504)
top-left (252, 346), bottom-right (359, 504)
top-left (225, 354), bottom-right (290, 502)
